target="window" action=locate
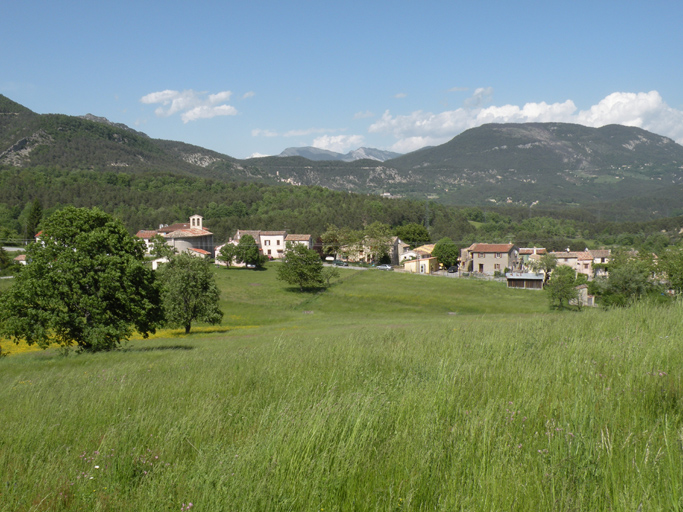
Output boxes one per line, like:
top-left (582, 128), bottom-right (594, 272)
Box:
top-left (276, 240), bottom-right (280, 245)
top-left (494, 264), bottom-right (501, 270)
top-left (478, 253), bottom-right (485, 258)
top-left (495, 253), bottom-right (502, 258)
top-left (267, 249), bottom-right (272, 255)
top-left (264, 240), bottom-right (270, 246)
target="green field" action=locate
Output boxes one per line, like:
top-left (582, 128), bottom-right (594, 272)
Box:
top-left (1, 265), bottom-right (682, 511)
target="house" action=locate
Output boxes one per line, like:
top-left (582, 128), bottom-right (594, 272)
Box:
top-left (570, 284), bottom-right (596, 307)
top-left (506, 272), bottom-right (544, 290)
top-left (340, 236), bottom-right (407, 265)
top-left (136, 215), bottom-right (214, 257)
top-left (403, 256), bottom-right (439, 274)
top-left (14, 254), bottom-right (27, 265)
top-left (285, 234), bottom-right (313, 250)
top-left (550, 249), bottom-right (611, 279)
top-left (519, 247), bottom-right (547, 270)
top-left (400, 243), bottom-right (435, 263)
top-left (259, 231), bottom-right (287, 259)
top-left (460, 243), bottom-right (519, 275)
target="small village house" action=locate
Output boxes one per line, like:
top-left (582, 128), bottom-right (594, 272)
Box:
top-left (460, 243), bottom-right (519, 275)
top-left (403, 256), bottom-right (439, 274)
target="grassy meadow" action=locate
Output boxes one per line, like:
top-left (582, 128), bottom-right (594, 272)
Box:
top-left (1, 265), bottom-right (683, 511)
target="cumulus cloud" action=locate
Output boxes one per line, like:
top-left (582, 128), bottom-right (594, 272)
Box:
top-left (369, 89), bottom-right (683, 152)
top-left (242, 91), bottom-right (255, 99)
top-left (140, 89), bottom-right (238, 123)
top-left (313, 134), bottom-right (365, 153)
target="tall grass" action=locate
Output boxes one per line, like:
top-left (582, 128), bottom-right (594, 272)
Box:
top-left (1, 269), bottom-right (682, 510)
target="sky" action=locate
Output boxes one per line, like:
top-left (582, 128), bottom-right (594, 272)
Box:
top-left (2, 1), bottom-right (683, 159)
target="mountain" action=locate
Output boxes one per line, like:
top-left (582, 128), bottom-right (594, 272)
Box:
top-left (278, 146), bottom-right (401, 162)
top-left (2, 93), bottom-right (683, 218)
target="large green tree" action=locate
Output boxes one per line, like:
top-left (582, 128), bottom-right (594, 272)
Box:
top-left (157, 253), bottom-right (223, 334)
top-left (432, 237), bottom-right (459, 268)
top-left (0, 207), bottom-right (163, 351)
top-left (545, 265), bottom-right (579, 309)
top-left (276, 243), bottom-right (326, 291)
top-left (235, 234), bottom-right (265, 267)
top-left (394, 223), bottom-right (431, 249)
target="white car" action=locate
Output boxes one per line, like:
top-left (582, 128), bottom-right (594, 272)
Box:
top-left (376, 264), bottom-right (393, 271)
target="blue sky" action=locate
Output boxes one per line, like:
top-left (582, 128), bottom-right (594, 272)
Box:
top-left (3, 1), bottom-right (683, 159)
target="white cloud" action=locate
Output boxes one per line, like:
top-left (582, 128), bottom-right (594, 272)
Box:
top-left (252, 128), bottom-right (278, 137)
top-left (249, 152), bottom-right (270, 158)
top-left (354, 110), bottom-right (374, 119)
top-left (242, 91), bottom-right (255, 99)
top-left (313, 134), bottom-right (364, 153)
top-left (140, 89), bottom-right (237, 123)
top-left (394, 92), bottom-right (407, 99)
top-left (369, 89), bottom-right (683, 152)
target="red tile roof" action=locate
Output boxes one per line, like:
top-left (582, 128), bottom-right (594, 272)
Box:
top-left (188, 248), bottom-right (211, 255)
top-left (470, 243), bottom-right (515, 253)
top-left (135, 230), bottom-right (158, 239)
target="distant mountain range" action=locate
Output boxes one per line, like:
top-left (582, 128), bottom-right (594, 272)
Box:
top-left (277, 146), bottom-right (402, 162)
top-left (2, 93), bottom-right (683, 217)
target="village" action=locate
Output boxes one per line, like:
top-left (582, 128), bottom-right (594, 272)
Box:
top-left (128, 214), bottom-right (613, 304)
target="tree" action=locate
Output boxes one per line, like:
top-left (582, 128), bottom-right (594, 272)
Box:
top-left (218, 243), bottom-right (237, 267)
top-left (394, 223), bottom-right (431, 249)
top-left (276, 243), bottom-right (325, 291)
top-left (432, 237), bottom-right (459, 268)
top-left (150, 233), bottom-right (176, 259)
top-left (531, 253), bottom-right (557, 285)
top-left (0, 207), bottom-right (163, 351)
top-left (24, 198), bottom-right (42, 242)
top-left (659, 247), bottom-right (683, 294)
top-left (235, 234), bottom-right (265, 267)
top-left (364, 221), bottom-right (393, 263)
top-left (545, 265), bottom-right (579, 309)
top-left (157, 253), bottom-right (223, 334)
top-left (594, 254), bottom-right (657, 307)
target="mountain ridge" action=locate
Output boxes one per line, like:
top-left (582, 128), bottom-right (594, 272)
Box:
top-left (2, 94), bottom-right (683, 217)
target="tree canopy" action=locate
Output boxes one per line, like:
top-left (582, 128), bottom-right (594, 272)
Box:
top-left (157, 253), bottom-right (223, 334)
top-left (276, 243), bottom-right (326, 291)
top-left (432, 237), bottom-right (459, 268)
top-left (0, 206), bottom-right (163, 351)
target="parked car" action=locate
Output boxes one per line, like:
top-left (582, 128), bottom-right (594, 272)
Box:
top-left (447, 266), bottom-right (458, 273)
top-left (333, 260), bottom-right (349, 267)
top-left (377, 264), bottom-right (393, 271)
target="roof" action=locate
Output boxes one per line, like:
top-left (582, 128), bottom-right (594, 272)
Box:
top-left (14, 254), bottom-right (26, 261)
top-left (471, 243), bottom-right (515, 253)
top-left (285, 234), bottom-right (312, 241)
top-left (519, 247), bottom-right (547, 255)
top-left (135, 230), bottom-right (158, 239)
top-left (590, 249), bottom-right (611, 258)
top-left (164, 228), bottom-right (212, 238)
top-left (234, 229), bottom-right (261, 240)
top-left (158, 223), bottom-right (190, 233)
top-left (260, 231), bottom-right (287, 236)
top-left (506, 272), bottom-right (544, 280)
top-left (414, 244), bottom-right (435, 254)
top-left (188, 248), bottom-right (211, 255)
